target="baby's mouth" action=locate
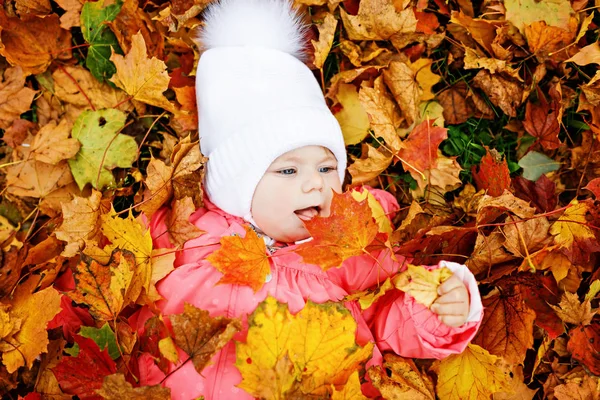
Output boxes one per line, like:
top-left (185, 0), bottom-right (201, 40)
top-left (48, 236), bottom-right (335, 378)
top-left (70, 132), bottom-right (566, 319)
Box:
top-left (294, 206), bottom-right (321, 221)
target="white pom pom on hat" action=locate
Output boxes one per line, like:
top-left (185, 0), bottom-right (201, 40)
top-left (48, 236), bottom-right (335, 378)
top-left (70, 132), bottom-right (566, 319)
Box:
top-left (196, 0), bottom-right (347, 221)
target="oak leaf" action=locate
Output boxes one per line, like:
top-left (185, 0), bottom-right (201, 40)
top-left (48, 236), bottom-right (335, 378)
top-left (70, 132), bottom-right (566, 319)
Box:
top-left (67, 250), bottom-right (136, 320)
top-left (170, 303), bottom-right (241, 374)
top-left (0, 278), bottom-right (61, 373)
top-left (165, 197), bottom-right (203, 247)
top-left (52, 335), bottom-right (117, 400)
top-left (110, 32), bottom-right (175, 111)
top-left (549, 292), bottom-right (597, 326)
top-left (472, 148), bottom-right (511, 197)
top-left (339, 0), bottom-right (417, 41)
top-left (207, 225), bottom-right (271, 292)
top-left (0, 66), bottom-right (37, 130)
top-left (312, 12), bottom-right (338, 69)
top-left (392, 264), bottom-right (453, 308)
top-left (333, 83), bottom-right (371, 146)
top-left (55, 190), bottom-right (103, 257)
top-left (430, 344), bottom-right (512, 400)
top-left (550, 199), bottom-right (600, 264)
top-left (96, 373), bottom-right (170, 400)
top-left (367, 353), bottom-right (435, 400)
top-left (472, 287), bottom-right (535, 365)
top-left (294, 191), bottom-right (379, 270)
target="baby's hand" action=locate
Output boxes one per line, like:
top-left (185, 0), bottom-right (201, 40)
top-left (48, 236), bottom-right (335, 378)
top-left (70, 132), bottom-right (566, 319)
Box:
top-left (430, 275), bottom-right (469, 327)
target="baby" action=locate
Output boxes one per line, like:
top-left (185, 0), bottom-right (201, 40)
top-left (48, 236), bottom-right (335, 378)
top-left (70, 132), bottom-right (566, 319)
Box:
top-left (134, 0), bottom-right (483, 398)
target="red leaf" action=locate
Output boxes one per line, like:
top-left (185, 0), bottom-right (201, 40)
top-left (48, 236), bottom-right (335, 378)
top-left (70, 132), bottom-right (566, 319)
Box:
top-left (568, 318), bottom-right (600, 375)
top-left (343, 0), bottom-right (360, 15)
top-left (584, 177), bottom-right (600, 199)
top-left (396, 119), bottom-right (448, 172)
top-left (471, 147), bottom-right (512, 197)
top-left (139, 316), bottom-right (171, 374)
top-left (513, 175), bottom-right (557, 213)
top-left (415, 11), bottom-right (440, 34)
top-left (47, 294), bottom-right (95, 342)
top-left (523, 95), bottom-right (561, 150)
top-left (52, 335), bottom-right (117, 400)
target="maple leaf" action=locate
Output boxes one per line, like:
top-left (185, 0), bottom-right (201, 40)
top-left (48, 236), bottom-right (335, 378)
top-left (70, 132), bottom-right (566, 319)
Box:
top-left (170, 135), bottom-right (206, 208)
top-left (367, 353), bottom-right (435, 400)
top-left (0, 11), bottom-right (71, 75)
top-left (392, 264), bottom-right (453, 308)
top-left (504, 0), bottom-right (572, 33)
top-left (312, 12), bottom-right (338, 69)
top-left (513, 175), bottom-right (557, 214)
top-left (472, 70), bottom-right (523, 117)
top-left (67, 250), bottom-right (136, 320)
top-left (348, 144), bottom-right (394, 185)
top-left (554, 374), bottom-right (600, 400)
top-left (206, 225), bottom-right (271, 292)
top-left (294, 191), bottom-right (379, 270)
top-left (169, 303), bottom-right (241, 374)
top-left (236, 296), bottom-right (373, 398)
top-left (96, 373), bottom-right (171, 400)
top-left (472, 288), bottom-right (535, 365)
top-left (54, 0), bottom-right (82, 29)
top-left (523, 96), bottom-right (561, 150)
top-left (52, 335), bottom-right (117, 400)
top-left (471, 148), bottom-right (511, 197)
top-left (566, 41), bottom-right (600, 66)
top-left (139, 157), bottom-right (174, 218)
top-left (55, 190), bottom-right (103, 257)
top-left (339, 0), bottom-right (417, 41)
top-left (333, 83), bottom-right (371, 146)
top-left (397, 119), bottom-right (447, 179)
top-left (331, 370), bottom-right (367, 400)
top-left (550, 199), bottom-right (600, 264)
top-left (0, 67), bottom-right (37, 130)
top-left (430, 344), bottom-right (512, 400)
top-left (0, 277), bottom-right (61, 373)
top-left (79, 323), bottom-right (120, 360)
top-left (29, 118), bottom-right (80, 165)
top-left (567, 319), bottom-right (600, 375)
top-left (110, 31), bottom-right (176, 111)
top-left (139, 316), bottom-right (171, 374)
top-left (525, 20), bottom-right (576, 62)
top-left (549, 292), bottom-right (597, 326)
top-left (165, 197), bottom-right (204, 247)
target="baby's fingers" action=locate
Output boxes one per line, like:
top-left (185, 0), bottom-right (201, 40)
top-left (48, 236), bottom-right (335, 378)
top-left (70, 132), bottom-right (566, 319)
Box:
top-left (437, 275), bottom-right (464, 295)
top-left (437, 314), bottom-right (467, 328)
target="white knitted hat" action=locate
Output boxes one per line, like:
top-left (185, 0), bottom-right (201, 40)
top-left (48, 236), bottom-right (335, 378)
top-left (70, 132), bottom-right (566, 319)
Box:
top-left (196, 0), bottom-right (347, 220)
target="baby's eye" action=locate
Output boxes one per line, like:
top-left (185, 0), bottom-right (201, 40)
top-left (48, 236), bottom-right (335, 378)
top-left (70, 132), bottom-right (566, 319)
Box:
top-left (319, 166), bottom-right (336, 173)
top-left (278, 168), bottom-right (296, 175)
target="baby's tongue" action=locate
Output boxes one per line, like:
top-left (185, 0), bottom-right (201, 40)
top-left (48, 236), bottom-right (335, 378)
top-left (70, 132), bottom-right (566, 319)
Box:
top-left (295, 207), bottom-right (318, 221)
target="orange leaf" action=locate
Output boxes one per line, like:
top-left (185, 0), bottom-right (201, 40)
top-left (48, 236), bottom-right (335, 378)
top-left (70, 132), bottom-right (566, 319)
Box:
top-left (471, 148), bottom-right (511, 197)
top-left (523, 96), bottom-right (561, 150)
top-left (294, 191), bottom-right (379, 270)
top-left (397, 119), bottom-right (447, 179)
top-left (207, 225), bottom-right (271, 292)
top-left (165, 197), bottom-right (204, 247)
top-left (0, 67), bottom-right (37, 130)
top-left (567, 319), bottom-right (600, 375)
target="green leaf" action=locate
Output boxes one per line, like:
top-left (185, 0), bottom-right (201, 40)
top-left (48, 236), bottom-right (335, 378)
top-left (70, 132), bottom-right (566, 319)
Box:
top-left (81, 0), bottom-right (123, 83)
top-left (518, 151), bottom-right (561, 181)
top-left (68, 109), bottom-right (138, 190)
top-left (79, 323), bottom-right (120, 360)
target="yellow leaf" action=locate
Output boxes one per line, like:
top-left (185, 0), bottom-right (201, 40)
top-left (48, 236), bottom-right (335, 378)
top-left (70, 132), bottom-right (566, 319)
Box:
top-left (348, 143), bottom-right (393, 185)
top-left (350, 188), bottom-right (393, 234)
top-left (110, 32), bottom-right (175, 111)
top-left (431, 344), bottom-right (512, 400)
top-left (332, 370), bottom-right (368, 400)
top-left (585, 280), bottom-right (600, 302)
top-left (30, 118), bottom-right (80, 165)
top-left (147, 248), bottom-right (175, 302)
top-left (548, 292), bottom-right (596, 326)
top-left (0, 278), bottom-right (61, 373)
top-left (339, 0), bottom-right (416, 41)
top-left (549, 199), bottom-right (600, 263)
top-left (334, 83), bottom-right (371, 146)
top-left (367, 353), bottom-right (435, 399)
top-left (100, 207), bottom-right (153, 303)
top-left (412, 58), bottom-right (441, 102)
top-left (158, 337), bottom-right (179, 365)
top-left (344, 277), bottom-right (394, 310)
top-left (312, 12), bottom-right (338, 69)
top-left (55, 190), bottom-right (103, 257)
top-left (392, 264), bottom-right (453, 308)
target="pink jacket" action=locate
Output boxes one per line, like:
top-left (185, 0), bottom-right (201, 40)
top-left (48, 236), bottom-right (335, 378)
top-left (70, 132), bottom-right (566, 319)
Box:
top-left (134, 188), bottom-right (483, 399)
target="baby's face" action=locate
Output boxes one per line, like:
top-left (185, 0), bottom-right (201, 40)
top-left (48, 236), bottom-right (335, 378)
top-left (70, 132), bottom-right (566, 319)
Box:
top-left (251, 145), bottom-right (342, 243)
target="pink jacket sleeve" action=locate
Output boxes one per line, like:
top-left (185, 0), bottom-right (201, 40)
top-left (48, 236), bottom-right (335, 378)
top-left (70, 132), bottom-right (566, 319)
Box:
top-left (330, 187), bottom-right (484, 360)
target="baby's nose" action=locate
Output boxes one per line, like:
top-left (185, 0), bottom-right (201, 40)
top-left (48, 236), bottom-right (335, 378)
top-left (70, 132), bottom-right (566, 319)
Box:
top-left (302, 171), bottom-right (324, 192)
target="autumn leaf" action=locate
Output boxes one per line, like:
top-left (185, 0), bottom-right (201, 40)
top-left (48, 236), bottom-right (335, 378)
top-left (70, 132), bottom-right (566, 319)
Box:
top-left (472, 288), bottom-right (535, 365)
top-left (312, 12), bottom-right (338, 69)
top-left (79, 323), bottom-right (120, 360)
top-left (332, 370), bottom-right (368, 400)
top-left (294, 191), bottom-right (379, 270)
top-left (0, 67), bottom-right (37, 130)
top-left (110, 32), bottom-right (175, 111)
top-left (333, 83), bottom-right (371, 146)
top-left (165, 196), bottom-right (203, 247)
top-left (170, 303), bottom-right (241, 374)
top-left (513, 175), bottom-right (557, 214)
top-left (30, 118), bottom-right (80, 164)
top-left (472, 70), bottom-right (523, 117)
top-left (52, 335), bottom-right (117, 400)
top-left (523, 96), bottom-right (561, 150)
top-left (207, 225), bottom-right (271, 292)
top-left (68, 109), bottom-right (138, 190)
top-left (0, 277), bottom-right (61, 373)
top-left (430, 344), bottom-right (512, 400)
top-left (471, 148), bottom-right (511, 197)
top-left (54, 190), bottom-right (103, 257)
top-left (68, 250), bottom-right (136, 321)
top-left (367, 353), bottom-right (435, 400)
top-left (566, 42), bottom-right (600, 66)
top-left (550, 199), bottom-right (600, 264)
top-left (554, 374), bottom-right (600, 400)
top-left (504, 0), bottom-right (573, 33)
top-left (236, 296), bottom-right (373, 398)
top-left (96, 373), bottom-right (170, 400)
top-left (392, 264), bottom-right (453, 308)
top-left (348, 143), bottom-right (393, 185)
top-left (339, 0), bottom-right (417, 41)
top-left (517, 151), bottom-right (561, 182)
top-left (397, 119), bottom-right (448, 181)
top-left (549, 292), bottom-right (597, 326)
top-left (567, 319), bottom-right (600, 375)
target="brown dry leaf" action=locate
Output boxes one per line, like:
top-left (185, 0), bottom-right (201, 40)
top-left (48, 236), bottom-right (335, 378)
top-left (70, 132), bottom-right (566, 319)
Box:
top-left (463, 47), bottom-right (519, 78)
top-left (476, 190), bottom-right (536, 225)
top-left (554, 374), bottom-right (600, 400)
top-left (367, 353), bottom-right (435, 400)
top-left (170, 303), bottom-right (242, 374)
top-left (412, 154), bottom-right (463, 196)
top-left (501, 216), bottom-right (551, 258)
top-left (450, 11), bottom-right (500, 54)
top-left (0, 246), bottom-right (27, 299)
top-left (473, 287), bottom-right (536, 365)
top-left (0, 12), bottom-right (72, 75)
top-left (493, 365), bottom-right (538, 400)
top-left (524, 247), bottom-right (571, 284)
top-left (348, 144), bottom-right (393, 184)
top-left (340, 0), bottom-right (417, 41)
top-left (392, 264), bottom-right (453, 308)
top-left (107, 0), bottom-right (164, 58)
top-left (467, 231), bottom-right (517, 276)
top-left (54, 190), bottom-right (103, 257)
top-left (333, 83), bottom-right (371, 146)
top-left (312, 12), bottom-right (338, 69)
top-left (358, 78), bottom-right (403, 151)
top-left (566, 41), bottom-right (600, 66)
top-left (54, 0), bottom-right (82, 28)
top-left (12, 0), bottom-right (52, 17)
top-left (110, 32), bottom-right (176, 111)
top-left (472, 70), bottom-right (523, 117)
top-left (327, 66), bottom-right (383, 99)
top-left (171, 86), bottom-right (198, 134)
top-left (96, 373), bottom-right (171, 399)
top-left (139, 157), bottom-right (174, 218)
top-left (383, 60), bottom-right (419, 126)
top-left (165, 197), bottom-right (204, 247)
top-left (525, 20), bottom-right (576, 62)
top-left (0, 66), bottom-right (37, 130)
top-left (30, 119), bottom-right (80, 165)
top-left (550, 199), bottom-right (600, 265)
top-left (171, 136), bottom-right (206, 208)
top-left (548, 292), bottom-right (596, 326)
top-left (2, 118), bottom-right (36, 148)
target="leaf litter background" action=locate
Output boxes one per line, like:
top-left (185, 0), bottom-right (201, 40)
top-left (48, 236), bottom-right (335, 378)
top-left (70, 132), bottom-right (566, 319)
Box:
top-left (1, 0), bottom-right (600, 398)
